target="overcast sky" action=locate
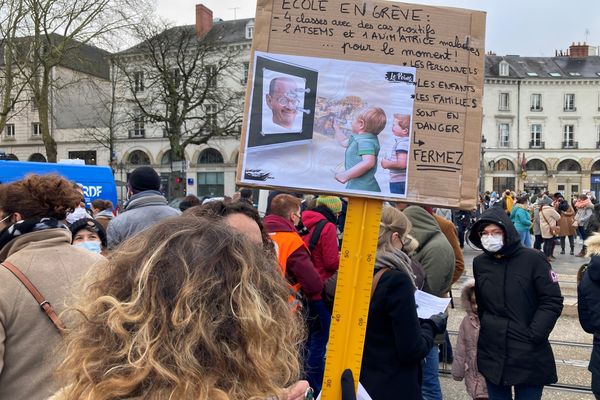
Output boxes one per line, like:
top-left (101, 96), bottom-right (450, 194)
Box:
top-left (156, 0), bottom-right (600, 57)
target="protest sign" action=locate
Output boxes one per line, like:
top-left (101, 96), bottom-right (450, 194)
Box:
top-left (237, 0), bottom-right (486, 209)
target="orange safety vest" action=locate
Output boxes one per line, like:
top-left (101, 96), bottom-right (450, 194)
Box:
top-left (269, 231), bottom-right (309, 311)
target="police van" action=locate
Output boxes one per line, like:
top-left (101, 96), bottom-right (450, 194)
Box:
top-left (0, 160), bottom-right (118, 209)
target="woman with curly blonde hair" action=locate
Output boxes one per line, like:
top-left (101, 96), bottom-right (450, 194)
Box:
top-left (54, 216), bottom-right (308, 400)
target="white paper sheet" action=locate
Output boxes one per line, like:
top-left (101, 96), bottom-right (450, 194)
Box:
top-left (316, 382), bottom-right (373, 400)
top-left (414, 290), bottom-right (451, 319)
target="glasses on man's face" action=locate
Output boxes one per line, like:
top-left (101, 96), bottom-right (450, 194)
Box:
top-left (276, 96), bottom-right (300, 107)
top-left (479, 230), bottom-right (503, 237)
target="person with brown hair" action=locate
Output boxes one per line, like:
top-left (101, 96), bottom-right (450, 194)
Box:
top-left (53, 216), bottom-right (309, 400)
top-left (0, 174), bottom-right (103, 400)
top-left (90, 199), bottom-right (114, 231)
top-left (263, 193), bottom-right (325, 394)
top-left (184, 199), bottom-right (271, 251)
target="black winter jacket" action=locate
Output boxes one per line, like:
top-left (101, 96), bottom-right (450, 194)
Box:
top-left (578, 234), bottom-right (600, 376)
top-left (360, 269), bottom-right (436, 400)
top-left (468, 207), bottom-right (563, 386)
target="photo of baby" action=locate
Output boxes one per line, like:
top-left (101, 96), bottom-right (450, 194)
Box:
top-left (242, 51), bottom-right (416, 200)
top-left (380, 114), bottom-right (411, 195)
top-left (334, 107), bottom-right (387, 192)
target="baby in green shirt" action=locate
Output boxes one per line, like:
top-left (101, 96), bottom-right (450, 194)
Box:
top-left (334, 107), bottom-right (387, 192)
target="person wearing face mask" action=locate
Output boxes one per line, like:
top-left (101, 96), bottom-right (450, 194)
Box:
top-left (263, 194), bottom-right (324, 394)
top-left (467, 207), bottom-right (563, 400)
top-left (70, 218), bottom-right (107, 255)
top-left (0, 174), bottom-right (103, 400)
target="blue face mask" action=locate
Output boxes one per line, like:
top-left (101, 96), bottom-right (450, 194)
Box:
top-left (75, 241), bottom-right (102, 254)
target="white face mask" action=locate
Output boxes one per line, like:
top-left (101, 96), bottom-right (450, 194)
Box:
top-left (481, 234), bottom-right (504, 252)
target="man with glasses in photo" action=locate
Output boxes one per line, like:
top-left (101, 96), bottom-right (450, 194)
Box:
top-left (264, 76), bottom-right (301, 132)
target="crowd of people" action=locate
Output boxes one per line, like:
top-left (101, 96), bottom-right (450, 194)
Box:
top-left (3, 169), bottom-right (600, 399)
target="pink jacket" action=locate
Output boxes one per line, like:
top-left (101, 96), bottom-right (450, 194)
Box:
top-left (451, 282), bottom-right (488, 399)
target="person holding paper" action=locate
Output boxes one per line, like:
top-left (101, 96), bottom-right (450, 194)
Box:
top-left (360, 207), bottom-right (447, 400)
top-left (468, 207), bottom-right (563, 400)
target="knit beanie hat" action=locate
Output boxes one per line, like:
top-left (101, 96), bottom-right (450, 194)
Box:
top-left (128, 166), bottom-right (161, 192)
top-left (316, 196), bottom-right (343, 214)
top-left (70, 218), bottom-right (107, 247)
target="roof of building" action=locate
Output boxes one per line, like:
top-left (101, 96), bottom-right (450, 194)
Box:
top-left (0, 33), bottom-right (110, 80)
top-left (118, 18), bottom-right (253, 56)
top-left (486, 55), bottom-right (600, 79)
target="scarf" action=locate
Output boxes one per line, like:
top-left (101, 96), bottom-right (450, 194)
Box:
top-left (374, 250), bottom-right (416, 288)
top-left (576, 198), bottom-right (592, 209)
top-left (0, 217), bottom-right (69, 250)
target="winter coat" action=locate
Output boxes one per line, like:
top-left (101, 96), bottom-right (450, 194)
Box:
top-left (107, 190), bottom-right (181, 249)
top-left (403, 206), bottom-right (455, 297)
top-left (301, 206), bottom-right (339, 282)
top-left (557, 205), bottom-right (576, 237)
top-left (578, 234), bottom-right (600, 377)
top-left (532, 205), bottom-right (541, 236)
top-left (510, 204), bottom-right (532, 233)
top-left (433, 214), bottom-right (464, 285)
top-left (263, 214), bottom-right (323, 300)
top-left (452, 281), bottom-right (488, 399)
top-left (575, 201), bottom-right (594, 229)
top-left (360, 266), bottom-right (436, 400)
top-left (0, 229), bottom-right (103, 400)
top-left (468, 207), bottom-right (563, 386)
top-left (539, 205), bottom-right (560, 239)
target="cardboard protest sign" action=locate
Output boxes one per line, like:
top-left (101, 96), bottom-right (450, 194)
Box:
top-left (237, 0), bottom-right (486, 209)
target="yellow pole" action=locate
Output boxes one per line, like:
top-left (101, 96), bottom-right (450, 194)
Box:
top-left (321, 197), bottom-right (382, 399)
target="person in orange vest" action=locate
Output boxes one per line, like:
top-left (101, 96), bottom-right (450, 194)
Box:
top-left (263, 194), bottom-right (326, 396)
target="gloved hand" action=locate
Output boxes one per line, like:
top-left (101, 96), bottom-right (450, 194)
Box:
top-left (341, 369), bottom-right (357, 400)
top-left (421, 312), bottom-right (447, 335)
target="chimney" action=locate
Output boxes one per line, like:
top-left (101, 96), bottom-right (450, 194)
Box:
top-left (195, 4), bottom-right (213, 38)
top-left (569, 41), bottom-right (590, 58)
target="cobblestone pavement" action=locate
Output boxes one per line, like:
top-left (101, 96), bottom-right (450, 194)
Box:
top-left (440, 243), bottom-right (595, 399)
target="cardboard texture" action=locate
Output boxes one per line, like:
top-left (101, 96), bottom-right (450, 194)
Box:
top-left (238, 0), bottom-right (486, 209)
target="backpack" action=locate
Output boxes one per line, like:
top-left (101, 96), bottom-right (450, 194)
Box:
top-left (308, 219), bottom-right (329, 252)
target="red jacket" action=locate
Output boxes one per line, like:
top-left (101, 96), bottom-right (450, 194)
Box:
top-left (263, 214), bottom-right (323, 300)
top-left (301, 210), bottom-right (340, 281)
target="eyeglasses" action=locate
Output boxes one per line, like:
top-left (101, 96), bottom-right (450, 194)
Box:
top-left (276, 96), bottom-right (300, 107)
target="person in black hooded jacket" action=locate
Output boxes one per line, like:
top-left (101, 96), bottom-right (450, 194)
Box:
top-left (467, 207), bottom-right (563, 400)
top-left (578, 233), bottom-right (600, 398)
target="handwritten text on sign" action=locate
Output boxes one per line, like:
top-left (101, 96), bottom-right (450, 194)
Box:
top-left (268, 0), bottom-right (484, 176)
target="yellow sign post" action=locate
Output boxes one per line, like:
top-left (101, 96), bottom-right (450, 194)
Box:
top-left (321, 197), bottom-right (382, 399)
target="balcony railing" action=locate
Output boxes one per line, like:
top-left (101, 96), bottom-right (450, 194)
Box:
top-left (128, 129), bottom-right (145, 138)
top-left (530, 106), bottom-right (543, 112)
top-left (562, 141), bottom-right (578, 149)
top-left (529, 140), bottom-right (545, 149)
top-left (498, 141), bottom-right (511, 148)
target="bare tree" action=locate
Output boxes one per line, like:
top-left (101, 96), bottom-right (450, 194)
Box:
top-left (0, 0), bottom-right (29, 133)
top-left (8, 0), bottom-right (151, 162)
top-left (114, 21), bottom-right (244, 164)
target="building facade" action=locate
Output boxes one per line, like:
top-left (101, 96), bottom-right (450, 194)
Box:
top-left (482, 43), bottom-right (600, 199)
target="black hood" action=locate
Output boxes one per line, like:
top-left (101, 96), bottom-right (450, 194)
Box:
top-left (468, 206), bottom-right (521, 257)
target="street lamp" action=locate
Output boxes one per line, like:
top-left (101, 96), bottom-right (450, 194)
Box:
top-left (479, 136), bottom-right (487, 194)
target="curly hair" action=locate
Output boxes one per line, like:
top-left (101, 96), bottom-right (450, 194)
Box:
top-left (0, 174), bottom-right (81, 219)
top-left (57, 217), bottom-right (304, 400)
